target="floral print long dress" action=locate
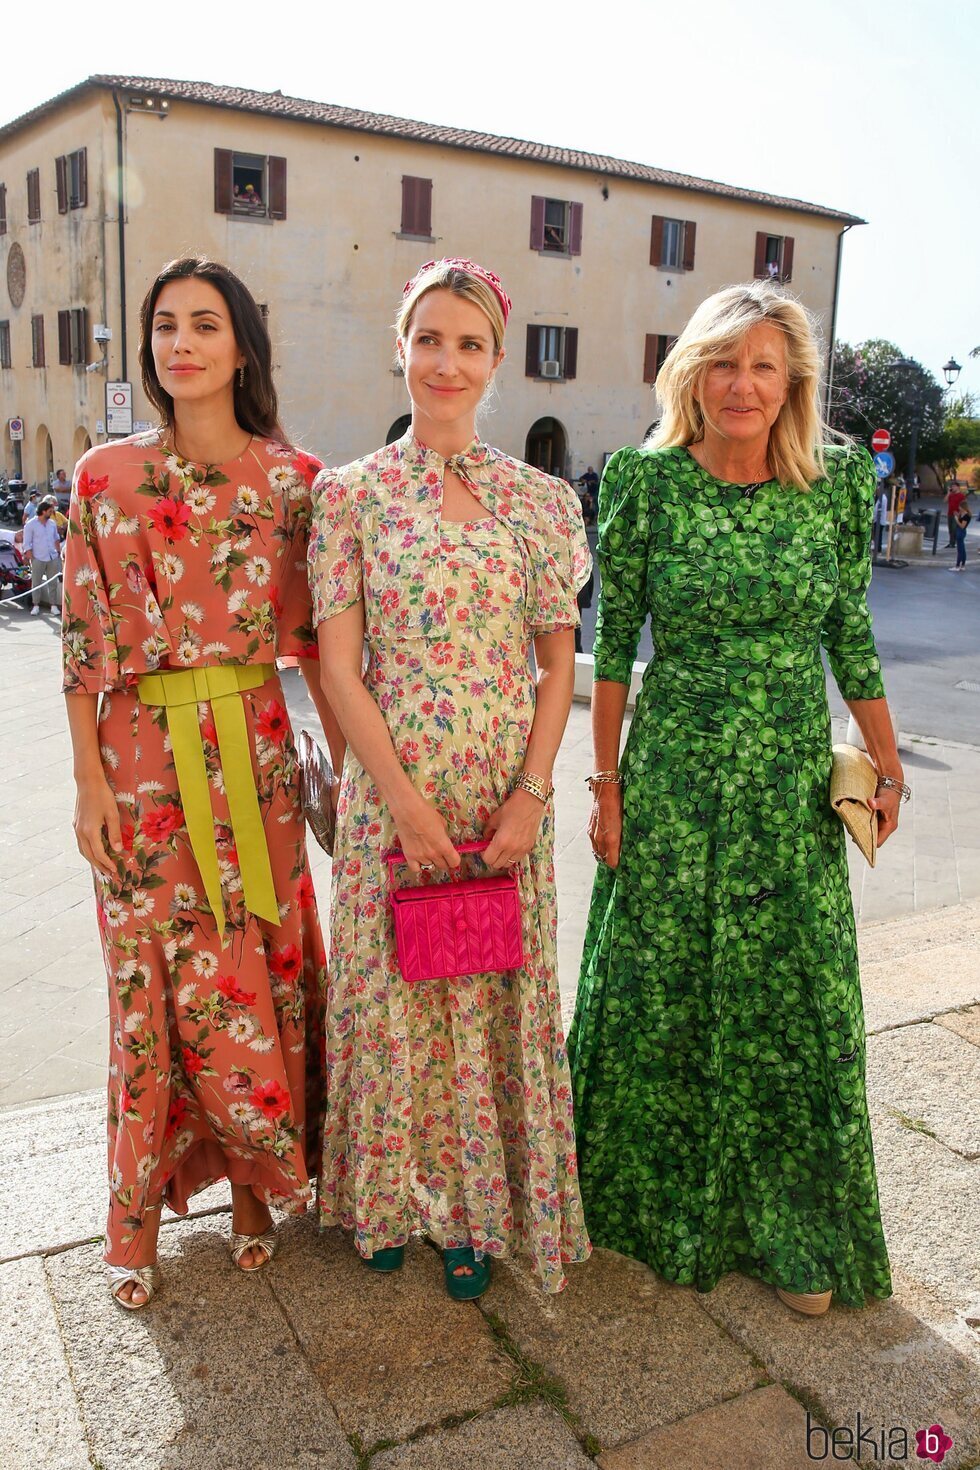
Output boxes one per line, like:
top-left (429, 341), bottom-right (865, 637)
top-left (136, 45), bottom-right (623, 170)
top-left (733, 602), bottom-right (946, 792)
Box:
top-left (568, 445), bottom-right (893, 1307)
top-left (308, 432), bottom-right (592, 1293)
top-left (62, 431), bottom-right (328, 1265)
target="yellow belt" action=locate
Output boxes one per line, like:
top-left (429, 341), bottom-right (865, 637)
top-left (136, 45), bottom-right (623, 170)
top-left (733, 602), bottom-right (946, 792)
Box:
top-left (137, 664), bottom-right (279, 941)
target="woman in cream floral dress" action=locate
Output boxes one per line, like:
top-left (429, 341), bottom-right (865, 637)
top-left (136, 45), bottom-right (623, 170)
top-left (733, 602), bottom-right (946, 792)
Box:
top-left (63, 257), bottom-right (337, 1308)
top-left (309, 259), bottom-right (592, 1295)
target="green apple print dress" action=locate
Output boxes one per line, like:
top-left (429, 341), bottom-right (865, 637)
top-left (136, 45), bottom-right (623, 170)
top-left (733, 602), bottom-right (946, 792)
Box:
top-left (568, 445), bottom-right (893, 1306)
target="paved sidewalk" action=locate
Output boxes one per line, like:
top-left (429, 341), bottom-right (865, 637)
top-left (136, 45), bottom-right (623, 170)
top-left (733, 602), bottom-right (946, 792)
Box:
top-left (1, 899), bottom-right (978, 1470)
top-left (2, 612), bottom-right (978, 1107)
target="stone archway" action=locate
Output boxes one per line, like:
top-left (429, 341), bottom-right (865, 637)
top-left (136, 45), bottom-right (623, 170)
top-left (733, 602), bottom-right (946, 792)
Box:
top-left (525, 417), bottom-right (567, 477)
top-left (72, 426), bottom-right (93, 464)
top-left (386, 414), bottom-right (412, 446)
top-left (35, 424), bottom-right (54, 486)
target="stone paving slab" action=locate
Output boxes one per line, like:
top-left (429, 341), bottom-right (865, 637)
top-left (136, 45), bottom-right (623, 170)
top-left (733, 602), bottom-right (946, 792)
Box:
top-left (370, 1403), bottom-right (594, 1470)
top-left (269, 1220), bottom-right (513, 1447)
top-left (482, 1247), bottom-right (762, 1449)
top-left (46, 1221), bottom-right (356, 1470)
top-left (861, 943), bottom-right (980, 1034)
top-left (938, 1004), bottom-right (980, 1046)
top-left (0, 1255), bottom-right (91, 1470)
top-left (867, 1022), bottom-right (980, 1158)
top-left (697, 1275), bottom-right (980, 1470)
top-left (595, 1384), bottom-right (824, 1470)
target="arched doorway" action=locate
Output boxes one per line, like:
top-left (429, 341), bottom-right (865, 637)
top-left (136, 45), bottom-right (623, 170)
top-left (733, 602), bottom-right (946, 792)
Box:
top-left (525, 417), bottom-right (567, 476)
top-left (386, 414), bottom-right (412, 445)
top-left (73, 426), bottom-right (93, 462)
top-left (36, 424), bottom-right (54, 486)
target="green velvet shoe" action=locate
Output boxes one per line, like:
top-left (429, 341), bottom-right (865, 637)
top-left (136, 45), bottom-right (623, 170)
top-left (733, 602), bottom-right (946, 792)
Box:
top-left (363, 1245), bottom-right (405, 1273)
top-left (443, 1246), bottom-right (491, 1300)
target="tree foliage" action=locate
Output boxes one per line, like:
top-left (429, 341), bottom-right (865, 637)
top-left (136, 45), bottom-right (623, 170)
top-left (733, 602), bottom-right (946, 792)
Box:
top-left (922, 417), bottom-right (980, 485)
top-left (829, 340), bottom-right (946, 470)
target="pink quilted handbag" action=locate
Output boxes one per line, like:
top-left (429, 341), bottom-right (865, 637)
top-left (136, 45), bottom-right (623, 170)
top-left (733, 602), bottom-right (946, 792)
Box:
top-left (386, 840), bottom-right (525, 984)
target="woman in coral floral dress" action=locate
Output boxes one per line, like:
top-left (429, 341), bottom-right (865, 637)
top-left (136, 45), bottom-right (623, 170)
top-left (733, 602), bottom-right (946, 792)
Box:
top-left (309, 259), bottom-right (592, 1295)
top-left (63, 257), bottom-right (339, 1308)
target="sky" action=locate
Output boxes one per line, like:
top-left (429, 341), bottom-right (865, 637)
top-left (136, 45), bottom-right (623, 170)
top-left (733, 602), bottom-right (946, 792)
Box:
top-left (9, 0), bottom-right (980, 409)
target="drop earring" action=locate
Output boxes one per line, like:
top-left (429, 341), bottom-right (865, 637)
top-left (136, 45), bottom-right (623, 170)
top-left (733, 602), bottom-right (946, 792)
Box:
top-left (238, 364), bottom-right (246, 388)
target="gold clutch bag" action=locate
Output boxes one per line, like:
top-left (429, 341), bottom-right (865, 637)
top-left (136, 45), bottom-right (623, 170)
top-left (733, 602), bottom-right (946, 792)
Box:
top-left (297, 729), bottom-right (336, 856)
top-left (830, 743), bottom-right (878, 868)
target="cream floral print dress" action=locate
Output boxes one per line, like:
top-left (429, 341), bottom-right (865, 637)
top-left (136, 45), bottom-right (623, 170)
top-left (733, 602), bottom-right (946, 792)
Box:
top-left (308, 432), bottom-right (593, 1292)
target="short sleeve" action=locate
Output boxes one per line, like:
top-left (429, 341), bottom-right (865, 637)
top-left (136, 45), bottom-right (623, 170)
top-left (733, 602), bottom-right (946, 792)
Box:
top-left (307, 468), bottom-right (364, 626)
top-left (821, 448), bottom-right (886, 702)
top-left (276, 450), bottom-right (322, 661)
top-left (592, 449), bottom-right (649, 685)
top-left (526, 473), bottom-right (593, 636)
top-left (61, 460), bottom-right (123, 694)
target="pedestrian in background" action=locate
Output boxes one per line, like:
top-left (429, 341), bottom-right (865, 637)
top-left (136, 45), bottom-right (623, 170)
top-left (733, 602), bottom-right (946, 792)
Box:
top-left (23, 494), bottom-right (61, 615)
top-left (21, 490), bottom-right (39, 525)
top-left (946, 482), bottom-right (967, 547)
top-left (951, 505), bottom-right (971, 571)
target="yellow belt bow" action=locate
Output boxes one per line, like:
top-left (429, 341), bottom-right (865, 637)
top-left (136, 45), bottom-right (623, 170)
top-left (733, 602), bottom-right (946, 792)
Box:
top-left (137, 664), bottom-right (279, 940)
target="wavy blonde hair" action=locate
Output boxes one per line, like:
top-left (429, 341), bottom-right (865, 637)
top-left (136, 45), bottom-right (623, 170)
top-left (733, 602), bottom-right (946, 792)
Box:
top-left (649, 283), bottom-right (831, 491)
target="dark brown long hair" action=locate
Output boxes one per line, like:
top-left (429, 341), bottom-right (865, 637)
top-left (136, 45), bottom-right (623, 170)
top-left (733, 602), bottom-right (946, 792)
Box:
top-left (137, 256), bottom-right (288, 443)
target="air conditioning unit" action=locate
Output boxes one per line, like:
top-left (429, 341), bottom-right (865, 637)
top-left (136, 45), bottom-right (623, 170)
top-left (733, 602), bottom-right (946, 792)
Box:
top-left (540, 360), bottom-right (561, 379)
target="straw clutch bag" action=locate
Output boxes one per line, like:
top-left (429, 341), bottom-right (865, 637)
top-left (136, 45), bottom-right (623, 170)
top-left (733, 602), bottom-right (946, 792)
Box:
top-left (830, 743), bottom-right (878, 868)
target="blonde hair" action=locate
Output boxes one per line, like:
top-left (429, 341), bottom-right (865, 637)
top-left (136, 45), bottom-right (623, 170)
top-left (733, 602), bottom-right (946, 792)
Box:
top-left (396, 262), bottom-right (506, 355)
top-left (650, 282), bottom-right (833, 492)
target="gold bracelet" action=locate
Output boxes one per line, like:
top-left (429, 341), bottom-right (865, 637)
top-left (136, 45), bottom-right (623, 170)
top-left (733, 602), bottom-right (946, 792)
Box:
top-left (514, 771), bottom-right (554, 803)
top-left (585, 771), bottom-right (622, 790)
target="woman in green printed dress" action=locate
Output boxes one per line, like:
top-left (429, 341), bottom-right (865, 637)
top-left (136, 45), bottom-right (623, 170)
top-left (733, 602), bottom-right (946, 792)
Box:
top-left (568, 283), bottom-right (904, 1314)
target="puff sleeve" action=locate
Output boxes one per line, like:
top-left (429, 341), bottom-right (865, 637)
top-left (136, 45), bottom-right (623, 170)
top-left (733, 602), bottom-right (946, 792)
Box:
top-left (592, 449), bottom-right (650, 685)
top-left (525, 472), bottom-right (593, 636)
top-left (307, 468), bottom-right (365, 626)
top-left (820, 448), bottom-right (886, 702)
top-left (61, 459), bottom-right (124, 694)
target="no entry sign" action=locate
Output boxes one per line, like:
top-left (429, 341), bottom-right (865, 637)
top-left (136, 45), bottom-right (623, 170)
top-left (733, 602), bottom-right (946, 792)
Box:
top-left (871, 428), bottom-right (891, 453)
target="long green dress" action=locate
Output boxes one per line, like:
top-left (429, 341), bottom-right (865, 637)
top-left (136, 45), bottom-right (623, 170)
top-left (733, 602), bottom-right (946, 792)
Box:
top-left (568, 444), bottom-right (892, 1307)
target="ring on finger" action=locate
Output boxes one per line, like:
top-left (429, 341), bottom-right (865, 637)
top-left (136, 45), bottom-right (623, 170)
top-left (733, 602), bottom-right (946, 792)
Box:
top-left (419, 863), bottom-right (435, 871)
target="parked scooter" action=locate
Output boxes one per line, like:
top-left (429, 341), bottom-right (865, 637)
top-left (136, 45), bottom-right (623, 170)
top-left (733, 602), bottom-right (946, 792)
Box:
top-left (0, 478), bottom-right (27, 526)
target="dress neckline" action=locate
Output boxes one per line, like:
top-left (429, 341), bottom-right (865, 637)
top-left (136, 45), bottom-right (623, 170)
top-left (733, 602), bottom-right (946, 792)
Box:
top-left (680, 447), bottom-right (777, 491)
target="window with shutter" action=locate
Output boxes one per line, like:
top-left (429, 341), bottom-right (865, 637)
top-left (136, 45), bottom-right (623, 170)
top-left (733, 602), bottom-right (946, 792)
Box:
top-left (268, 156), bottom-right (287, 220)
top-left (526, 324), bottom-right (542, 376)
top-left (529, 196), bottom-right (546, 251)
top-left (754, 231), bottom-right (768, 278)
top-left (58, 310), bottom-right (72, 364)
top-left (71, 307), bottom-right (88, 364)
top-left (0, 320), bottom-right (10, 370)
top-left (214, 149), bottom-right (233, 213)
top-left (32, 314), bottom-right (45, 367)
top-left (400, 176), bottom-right (432, 237)
top-left (568, 202), bottom-right (583, 256)
top-left (755, 232), bottom-right (792, 282)
top-left (781, 236), bottom-right (794, 282)
top-left (682, 220), bottom-right (696, 271)
top-left (643, 334), bottom-right (660, 384)
top-left (56, 156), bottom-right (68, 214)
top-left (0, 183), bottom-right (6, 236)
top-left (562, 328), bottom-right (578, 380)
top-left (27, 168), bottom-right (40, 224)
top-left (69, 148), bottom-right (87, 209)
top-left (650, 215), bottom-right (664, 267)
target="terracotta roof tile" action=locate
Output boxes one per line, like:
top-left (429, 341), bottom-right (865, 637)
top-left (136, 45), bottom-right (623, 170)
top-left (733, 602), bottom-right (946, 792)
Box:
top-left (0, 75), bottom-right (864, 224)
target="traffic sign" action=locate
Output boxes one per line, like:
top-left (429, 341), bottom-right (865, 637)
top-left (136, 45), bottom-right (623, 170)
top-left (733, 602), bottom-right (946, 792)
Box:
top-left (873, 451), bottom-right (895, 479)
top-left (106, 381), bottom-right (133, 436)
top-left (871, 429), bottom-right (891, 453)
top-left (8, 417), bottom-right (24, 441)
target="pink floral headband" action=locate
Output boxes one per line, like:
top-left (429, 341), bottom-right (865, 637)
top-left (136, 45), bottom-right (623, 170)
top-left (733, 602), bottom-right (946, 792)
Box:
top-left (403, 257), bottom-right (512, 325)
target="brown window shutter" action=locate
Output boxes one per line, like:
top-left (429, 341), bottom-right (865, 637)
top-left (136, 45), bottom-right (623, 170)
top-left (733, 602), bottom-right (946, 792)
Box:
top-left (0, 183), bottom-right (6, 235)
top-left (525, 325), bottom-right (540, 376)
top-left (568, 202), bottom-right (583, 255)
top-left (214, 149), bottom-right (233, 214)
top-left (27, 169), bottom-right (40, 223)
top-left (416, 177), bottom-right (432, 236)
top-left (58, 310), bottom-right (71, 364)
top-left (56, 156), bottom-right (68, 214)
top-left (754, 231), bottom-right (768, 278)
top-left (32, 314), bottom-right (45, 367)
top-left (76, 148), bottom-right (88, 208)
top-left (781, 236), bottom-right (794, 281)
top-left (529, 195), bottom-right (546, 250)
top-left (563, 327), bottom-right (578, 380)
top-left (643, 333), bottom-right (659, 384)
top-left (400, 176), bottom-right (416, 233)
top-left (0, 321), bottom-right (10, 369)
top-left (682, 220), bottom-right (696, 271)
top-left (650, 214), bottom-right (664, 266)
top-left (268, 157), bottom-right (287, 220)
top-left (73, 307), bottom-right (88, 363)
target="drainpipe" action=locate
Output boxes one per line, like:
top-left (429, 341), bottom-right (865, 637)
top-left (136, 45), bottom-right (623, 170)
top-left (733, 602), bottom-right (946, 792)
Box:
top-left (825, 221), bottom-right (854, 420)
top-left (112, 90), bottom-right (128, 380)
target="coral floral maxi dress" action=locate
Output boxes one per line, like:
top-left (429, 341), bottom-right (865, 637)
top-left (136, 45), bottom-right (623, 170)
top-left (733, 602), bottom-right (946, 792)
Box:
top-left (308, 433), bottom-right (593, 1292)
top-left (62, 431), bottom-right (328, 1265)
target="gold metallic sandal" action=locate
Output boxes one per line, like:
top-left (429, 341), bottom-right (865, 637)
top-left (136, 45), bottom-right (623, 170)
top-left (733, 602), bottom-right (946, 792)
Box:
top-left (107, 1262), bottom-right (162, 1311)
top-left (776, 1288), bottom-right (832, 1316)
top-left (229, 1228), bottom-right (278, 1272)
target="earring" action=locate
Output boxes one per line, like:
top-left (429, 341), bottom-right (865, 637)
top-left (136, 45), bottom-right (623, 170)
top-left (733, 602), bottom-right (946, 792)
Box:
top-left (238, 365), bottom-right (246, 388)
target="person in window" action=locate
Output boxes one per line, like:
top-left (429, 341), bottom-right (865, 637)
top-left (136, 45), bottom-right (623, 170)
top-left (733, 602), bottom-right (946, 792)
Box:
top-left (308, 257), bottom-right (592, 1298)
top-left (244, 183), bottom-right (262, 210)
top-left (569, 282), bottom-right (902, 1317)
top-left (61, 255), bottom-right (341, 1310)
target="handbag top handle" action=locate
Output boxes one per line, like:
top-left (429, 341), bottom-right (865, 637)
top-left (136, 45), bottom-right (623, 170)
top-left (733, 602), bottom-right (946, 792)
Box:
top-left (385, 839), bottom-right (492, 890)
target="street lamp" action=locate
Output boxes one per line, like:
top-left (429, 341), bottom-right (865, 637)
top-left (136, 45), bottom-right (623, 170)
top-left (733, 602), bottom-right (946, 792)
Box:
top-left (943, 357), bottom-right (962, 389)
